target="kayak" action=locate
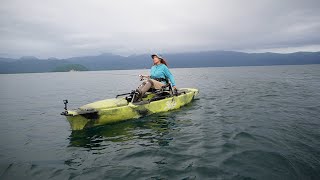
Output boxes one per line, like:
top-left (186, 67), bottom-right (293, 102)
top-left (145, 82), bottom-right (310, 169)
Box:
top-left (61, 88), bottom-right (199, 130)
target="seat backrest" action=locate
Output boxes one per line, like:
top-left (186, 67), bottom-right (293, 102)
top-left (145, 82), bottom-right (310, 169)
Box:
top-left (160, 80), bottom-right (174, 95)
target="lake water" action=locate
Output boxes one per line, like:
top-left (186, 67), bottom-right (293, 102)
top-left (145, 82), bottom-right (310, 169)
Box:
top-left (0, 65), bottom-right (319, 179)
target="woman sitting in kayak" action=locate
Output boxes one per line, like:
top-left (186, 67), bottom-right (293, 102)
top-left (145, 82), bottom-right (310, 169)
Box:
top-left (134, 54), bottom-right (177, 102)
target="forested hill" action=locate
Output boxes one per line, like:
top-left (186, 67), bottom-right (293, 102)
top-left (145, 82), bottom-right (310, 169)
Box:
top-left (0, 51), bottom-right (319, 74)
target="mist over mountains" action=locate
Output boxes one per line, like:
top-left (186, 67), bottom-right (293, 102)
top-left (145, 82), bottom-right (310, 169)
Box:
top-left (0, 51), bottom-right (319, 74)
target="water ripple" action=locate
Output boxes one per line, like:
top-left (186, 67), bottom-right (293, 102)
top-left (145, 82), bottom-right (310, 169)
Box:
top-left (1, 65), bottom-right (320, 179)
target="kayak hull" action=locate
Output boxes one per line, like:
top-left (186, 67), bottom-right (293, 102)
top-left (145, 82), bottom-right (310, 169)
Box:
top-left (64, 88), bottom-right (198, 130)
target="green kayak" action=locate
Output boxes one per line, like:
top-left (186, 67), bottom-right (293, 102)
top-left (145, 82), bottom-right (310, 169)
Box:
top-left (61, 88), bottom-right (199, 130)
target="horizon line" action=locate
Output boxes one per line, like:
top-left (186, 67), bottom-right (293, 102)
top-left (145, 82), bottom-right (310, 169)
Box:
top-left (1, 50), bottom-right (320, 60)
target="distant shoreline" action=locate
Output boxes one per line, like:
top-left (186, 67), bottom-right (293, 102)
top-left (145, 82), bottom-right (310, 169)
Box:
top-left (1, 51), bottom-right (319, 74)
top-left (1, 63), bottom-right (319, 75)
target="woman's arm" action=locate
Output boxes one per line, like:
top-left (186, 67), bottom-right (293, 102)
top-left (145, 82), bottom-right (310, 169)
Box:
top-left (163, 66), bottom-right (176, 88)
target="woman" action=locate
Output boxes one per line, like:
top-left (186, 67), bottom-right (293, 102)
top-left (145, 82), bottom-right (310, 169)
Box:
top-left (134, 54), bottom-right (177, 102)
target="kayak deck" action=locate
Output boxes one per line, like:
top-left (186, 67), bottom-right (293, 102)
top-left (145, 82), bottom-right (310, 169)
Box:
top-left (63, 88), bottom-right (199, 130)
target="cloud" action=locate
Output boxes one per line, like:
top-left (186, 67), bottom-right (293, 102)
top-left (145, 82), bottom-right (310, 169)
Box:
top-left (0, 0), bottom-right (320, 58)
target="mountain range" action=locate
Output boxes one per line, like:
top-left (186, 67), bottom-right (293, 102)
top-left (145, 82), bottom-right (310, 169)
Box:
top-left (0, 51), bottom-right (319, 74)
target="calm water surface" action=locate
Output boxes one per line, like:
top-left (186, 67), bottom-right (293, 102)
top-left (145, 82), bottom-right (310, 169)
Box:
top-left (0, 65), bottom-right (319, 179)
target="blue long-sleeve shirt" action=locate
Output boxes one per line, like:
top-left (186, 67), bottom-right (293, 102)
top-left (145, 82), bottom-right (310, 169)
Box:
top-left (150, 64), bottom-right (176, 86)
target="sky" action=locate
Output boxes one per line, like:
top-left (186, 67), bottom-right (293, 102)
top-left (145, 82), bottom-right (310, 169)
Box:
top-left (1, 0), bottom-right (320, 58)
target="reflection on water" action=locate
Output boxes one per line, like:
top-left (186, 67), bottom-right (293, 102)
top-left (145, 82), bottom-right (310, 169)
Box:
top-left (64, 111), bottom-right (195, 178)
top-left (68, 112), bottom-right (177, 148)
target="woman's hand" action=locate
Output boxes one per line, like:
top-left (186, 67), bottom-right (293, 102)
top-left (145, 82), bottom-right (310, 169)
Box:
top-left (139, 75), bottom-right (149, 81)
top-left (139, 74), bottom-right (149, 78)
top-left (173, 86), bottom-right (178, 95)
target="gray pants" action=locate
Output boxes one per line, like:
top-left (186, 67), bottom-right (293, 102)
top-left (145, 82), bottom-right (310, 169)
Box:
top-left (135, 79), bottom-right (164, 101)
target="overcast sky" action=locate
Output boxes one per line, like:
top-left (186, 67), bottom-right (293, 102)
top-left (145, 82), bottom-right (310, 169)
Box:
top-left (1, 0), bottom-right (320, 58)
